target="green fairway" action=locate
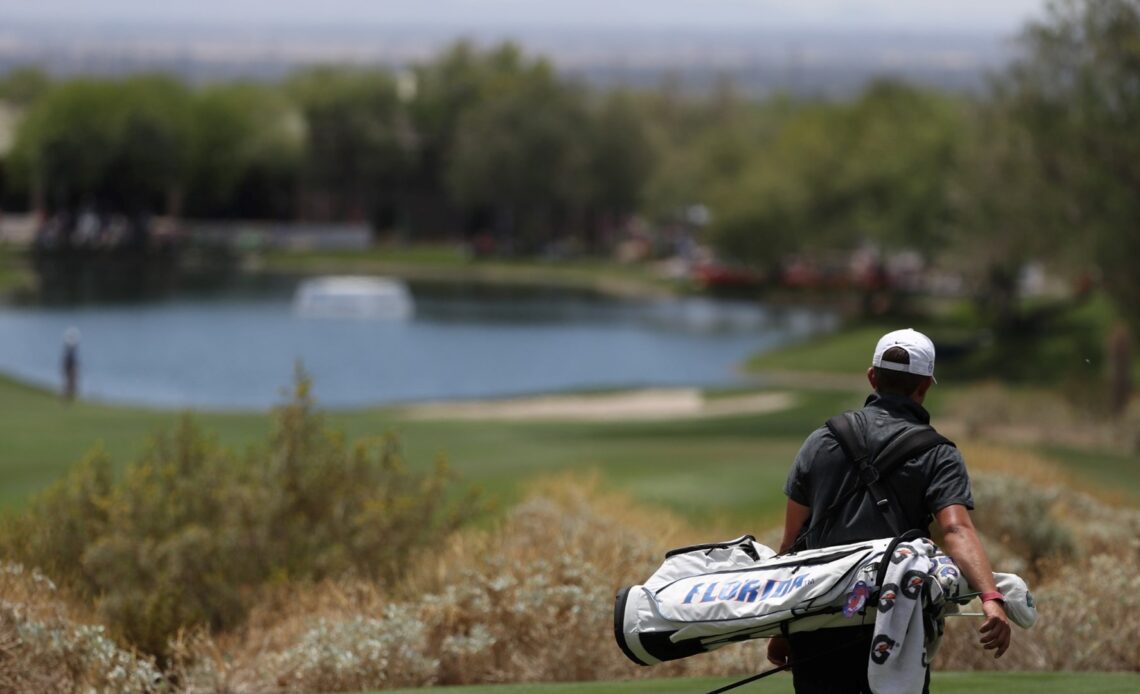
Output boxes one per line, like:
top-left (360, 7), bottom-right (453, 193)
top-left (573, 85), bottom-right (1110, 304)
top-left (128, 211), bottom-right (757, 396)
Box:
top-left (0, 244), bottom-right (33, 295)
top-left (0, 374), bottom-right (269, 509)
top-left (746, 323), bottom-right (890, 375)
top-left (377, 672), bottom-right (1140, 694)
top-left (6, 289), bottom-right (1140, 519)
top-left (261, 245), bottom-right (675, 298)
top-left (1038, 445), bottom-right (1140, 501)
top-left (0, 373), bottom-right (861, 525)
top-left (5, 366), bottom-right (1140, 522)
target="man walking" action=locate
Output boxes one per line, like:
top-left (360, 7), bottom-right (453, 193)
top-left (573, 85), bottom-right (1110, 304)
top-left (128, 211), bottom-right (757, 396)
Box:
top-left (62, 327), bottom-right (80, 401)
top-left (766, 328), bottom-right (1010, 693)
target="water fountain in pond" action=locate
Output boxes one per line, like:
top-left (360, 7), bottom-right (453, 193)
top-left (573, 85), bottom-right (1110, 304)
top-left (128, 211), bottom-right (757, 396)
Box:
top-left (293, 276), bottom-right (413, 320)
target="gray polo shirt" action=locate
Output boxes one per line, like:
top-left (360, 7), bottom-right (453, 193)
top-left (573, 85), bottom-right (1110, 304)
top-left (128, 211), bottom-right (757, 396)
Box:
top-left (784, 393), bottom-right (973, 549)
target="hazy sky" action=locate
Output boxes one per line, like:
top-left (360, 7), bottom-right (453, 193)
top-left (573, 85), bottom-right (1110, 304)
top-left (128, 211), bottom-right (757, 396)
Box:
top-left (0, 0), bottom-right (1047, 32)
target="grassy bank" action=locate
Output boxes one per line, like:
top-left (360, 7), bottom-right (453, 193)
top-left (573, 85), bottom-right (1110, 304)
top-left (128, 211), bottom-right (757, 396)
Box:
top-left (0, 243), bottom-right (33, 295)
top-left (5, 361), bottom-right (1139, 519)
top-left (744, 302), bottom-right (1140, 502)
top-left (747, 295), bottom-right (1140, 383)
top-left (4, 382), bottom-right (1138, 690)
top-left (0, 374), bottom-right (268, 509)
top-left (259, 245), bottom-right (678, 299)
top-left (0, 373), bottom-right (860, 525)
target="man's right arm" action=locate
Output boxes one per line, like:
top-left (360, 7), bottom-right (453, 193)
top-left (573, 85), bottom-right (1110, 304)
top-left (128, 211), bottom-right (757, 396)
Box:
top-left (778, 498), bottom-right (812, 554)
top-left (934, 503), bottom-right (1011, 658)
top-left (767, 498), bottom-right (812, 667)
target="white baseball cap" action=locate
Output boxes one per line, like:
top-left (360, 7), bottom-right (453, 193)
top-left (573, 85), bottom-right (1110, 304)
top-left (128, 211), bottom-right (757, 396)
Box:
top-left (872, 328), bottom-right (936, 381)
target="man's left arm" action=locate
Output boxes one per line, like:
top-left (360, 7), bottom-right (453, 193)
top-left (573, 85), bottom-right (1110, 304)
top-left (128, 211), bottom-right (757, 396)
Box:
top-left (935, 504), bottom-right (1012, 658)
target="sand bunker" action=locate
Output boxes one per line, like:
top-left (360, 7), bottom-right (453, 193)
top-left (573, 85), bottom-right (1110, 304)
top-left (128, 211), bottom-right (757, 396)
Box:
top-left (400, 388), bottom-right (795, 422)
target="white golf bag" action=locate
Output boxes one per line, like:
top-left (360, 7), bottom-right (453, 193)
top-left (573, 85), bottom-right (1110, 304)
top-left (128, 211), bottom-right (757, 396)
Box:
top-left (614, 533), bottom-right (1035, 667)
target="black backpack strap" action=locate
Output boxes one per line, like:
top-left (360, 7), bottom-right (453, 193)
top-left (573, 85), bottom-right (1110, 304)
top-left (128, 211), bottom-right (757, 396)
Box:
top-left (788, 413), bottom-right (954, 553)
top-left (826, 412), bottom-right (906, 535)
top-left (874, 426), bottom-right (954, 482)
top-left (825, 413), bottom-right (955, 533)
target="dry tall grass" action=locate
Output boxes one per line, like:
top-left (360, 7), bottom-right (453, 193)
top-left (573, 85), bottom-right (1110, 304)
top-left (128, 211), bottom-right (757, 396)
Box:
top-left (5, 451), bottom-right (1139, 692)
top-left (934, 448), bottom-right (1140, 672)
top-left (0, 562), bottom-right (161, 692)
top-left (945, 383), bottom-right (1140, 454)
top-left (169, 473), bottom-right (765, 693)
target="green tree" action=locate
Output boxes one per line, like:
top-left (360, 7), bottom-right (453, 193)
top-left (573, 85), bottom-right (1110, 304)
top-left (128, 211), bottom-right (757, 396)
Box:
top-left (838, 81), bottom-right (965, 255)
top-left (404, 42), bottom-right (516, 240)
top-left (945, 98), bottom-right (1069, 331)
top-left (10, 76), bottom-right (192, 221)
top-left (0, 67), bottom-right (51, 106)
top-left (641, 87), bottom-right (790, 229)
top-left (704, 102), bottom-right (839, 269)
top-left (705, 82), bottom-right (967, 272)
top-left (444, 52), bottom-right (592, 251)
top-left (287, 66), bottom-right (411, 230)
top-left (184, 83), bottom-right (303, 218)
top-left (409, 42), bottom-right (504, 179)
top-left (579, 91), bottom-right (657, 243)
top-left (1001, 0), bottom-right (1140, 334)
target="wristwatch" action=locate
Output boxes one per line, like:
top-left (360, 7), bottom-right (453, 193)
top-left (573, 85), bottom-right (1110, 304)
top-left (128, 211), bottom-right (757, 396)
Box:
top-left (980, 591), bottom-right (1005, 603)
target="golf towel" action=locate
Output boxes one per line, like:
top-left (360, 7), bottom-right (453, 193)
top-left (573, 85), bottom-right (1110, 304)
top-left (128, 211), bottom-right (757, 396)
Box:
top-left (614, 534), bottom-right (1037, 670)
top-left (868, 538), bottom-right (937, 694)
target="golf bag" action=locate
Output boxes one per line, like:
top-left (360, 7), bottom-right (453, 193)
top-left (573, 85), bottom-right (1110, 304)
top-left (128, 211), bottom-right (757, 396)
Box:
top-left (614, 533), bottom-right (1035, 667)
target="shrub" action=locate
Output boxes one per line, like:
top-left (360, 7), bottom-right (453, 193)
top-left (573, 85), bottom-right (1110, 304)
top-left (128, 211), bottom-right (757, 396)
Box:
top-left (936, 471), bottom-right (1140, 672)
top-left (0, 561), bottom-right (163, 692)
top-left (0, 371), bottom-right (484, 659)
top-left (969, 472), bottom-right (1078, 574)
top-left (172, 472), bottom-right (1140, 690)
top-left (270, 608), bottom-right (438, 692)
top-left (172, 477), bottom-right (765, 692)
top-left (935, 552), bottom-right (1140, 672)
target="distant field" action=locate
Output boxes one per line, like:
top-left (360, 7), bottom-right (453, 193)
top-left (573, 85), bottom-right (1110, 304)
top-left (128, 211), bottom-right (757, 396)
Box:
top-left (261, 245), bottom-right (674, 298)
top-left (0, 373), bottom-right (860, 526)
top-left (378, 672), bottom-right (1140, 694)
top-left (747, 296), bottom-right (1140, 383)
top-left (3, 294), bottom-right (1138, 516)
top-left (0, 244), bottom-right (33, 294)
top-left (4, 365), bottom-right (1140, 520)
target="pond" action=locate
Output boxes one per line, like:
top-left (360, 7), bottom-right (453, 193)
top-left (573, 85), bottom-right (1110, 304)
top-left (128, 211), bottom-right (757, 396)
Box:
top-left (0, 275), bottom-right (837, 410)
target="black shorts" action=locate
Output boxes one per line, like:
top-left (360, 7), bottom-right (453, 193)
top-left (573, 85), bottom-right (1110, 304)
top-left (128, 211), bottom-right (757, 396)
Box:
top-left (788, 625), bottom-right (930, 694)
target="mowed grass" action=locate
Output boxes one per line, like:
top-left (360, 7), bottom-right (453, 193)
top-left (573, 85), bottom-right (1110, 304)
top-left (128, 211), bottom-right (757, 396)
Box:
top-left (746, 323), bottom-right (888, 375)
top-left (6, 361), bottom-right (1140, 523)
top-left (8, 300), bottom-right (1140, 522)
top-left (261, 245), bottom-right (673, 297)
top-left (0, 373), bottom-right (863, 526)
top-left (0, 375), bottom-right (269, 509)
top-left (377, 672), bottom-right (1140, 694)
top-left (1038, 445), bottom-right (1140, 501)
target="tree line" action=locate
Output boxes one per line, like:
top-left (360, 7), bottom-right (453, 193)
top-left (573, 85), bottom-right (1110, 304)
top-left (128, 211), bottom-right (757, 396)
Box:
top-left (0, 43), bottom-right (655, 254)
top-left (1, 0), bottom-right (1139, 332)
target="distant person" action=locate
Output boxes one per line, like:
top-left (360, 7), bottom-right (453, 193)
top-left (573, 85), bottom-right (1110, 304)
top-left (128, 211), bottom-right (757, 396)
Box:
top-left (1108, 322), bottom-right (1132, 418)
top-left (767, 328), bottom-right (1010, 693)
top-left (62, 327), bottom-right (80, 401)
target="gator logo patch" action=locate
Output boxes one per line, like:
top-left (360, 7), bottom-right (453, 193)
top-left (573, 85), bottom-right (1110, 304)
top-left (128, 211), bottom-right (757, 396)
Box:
top-left (843, 580), bottom-right (871, 618)
top-left (870, 634), bottom-right (896, 665)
